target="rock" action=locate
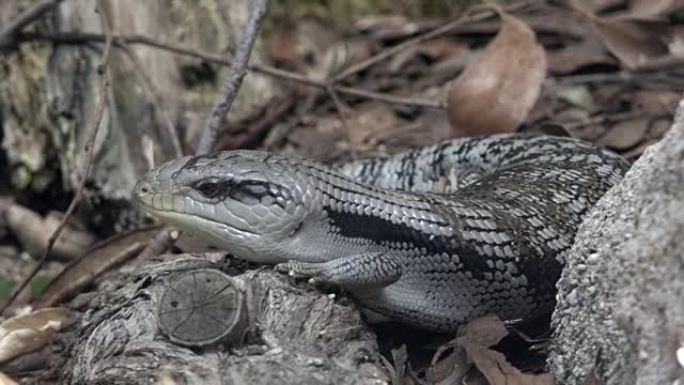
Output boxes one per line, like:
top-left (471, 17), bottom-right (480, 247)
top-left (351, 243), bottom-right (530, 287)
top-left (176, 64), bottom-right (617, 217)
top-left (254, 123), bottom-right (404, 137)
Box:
top-left (35, 254), bottom-right (385, 385)
top-left (550, 99), bottom-right (684, 384)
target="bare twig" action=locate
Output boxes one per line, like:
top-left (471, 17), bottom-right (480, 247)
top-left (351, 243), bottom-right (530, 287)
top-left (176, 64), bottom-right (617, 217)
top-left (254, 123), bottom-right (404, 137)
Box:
top-left (134, 0), bottom-right (271, 260)
top-left (196, 0), bottom-right (270, 154)
top-left (17, 31), bottom-right (443, 109)
top-left (214, 90), bottom-right (298, 151)
top-left (334, 85), bottom-right (443, 108)
top-left (563, 111), bottom-right (670, 130)
top-left (553, 71), bottom-right (684, 86)
top-left (332, 0), bottom-right (533, 81)
top-left (1, 0), bottom-right (114, 316)
top-left (325, 83), bottom-right (356, 158)
top-left (0, 0), bottom-right (64, 49)
top-left (119, 44), bottom-right (184, 157)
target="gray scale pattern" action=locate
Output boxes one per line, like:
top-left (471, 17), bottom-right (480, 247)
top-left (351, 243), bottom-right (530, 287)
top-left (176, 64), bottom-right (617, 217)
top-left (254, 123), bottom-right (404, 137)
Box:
top-left (135, 134), bottom-right (629, 332)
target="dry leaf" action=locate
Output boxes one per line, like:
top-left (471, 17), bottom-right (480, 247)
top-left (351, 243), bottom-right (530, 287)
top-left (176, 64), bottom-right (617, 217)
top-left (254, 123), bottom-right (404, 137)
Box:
top-left (429, 315), bottom-right (555, 385)
top-left (429, 343), bottom-right (469, 385)
top-left (622, 138), bottom-right (660, 161)
top-left (461, 342), bottom-right (556, 385)
top-left (0, 307), bottom-right (69, 364)
top-left (592, 16), bottom-right (670, 69)
top-left (457, 314), bottom-right (510, 347)
top-left (389, 39), bottom-right (469, 74)
top-left (597, 118), bottom-right (650, 150)
top-left (571, 0), bottom-right (624, 13)
top-left (380, 345), bottom-right (411, 385)
top-left (5, 203), bottom-right (95, 261)
top-left (429, 315), bottom-right (509, 384)
top-left (629, 0), bottom-right (684, 18)
top-left (646, 118), bottom-right (673, 140)
top-left (447, 11), bottom-right (547, 136)
top-left (632, 90), bottom-right (681, 115)
top-left (35, 226), bottom-right (161, 308)
top-left (546, 38), bottom-right (616, 74)
top-left (570, 0), bottom-right (674, 68)
top-left (354, 15), bottom-right (423, 40)
top-left (347, 102), bottom-right (403, 152)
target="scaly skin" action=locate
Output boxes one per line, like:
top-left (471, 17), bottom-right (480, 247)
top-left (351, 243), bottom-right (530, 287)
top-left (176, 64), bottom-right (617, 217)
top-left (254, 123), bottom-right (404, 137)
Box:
top-left (134, 134), bottom-right (628, 332)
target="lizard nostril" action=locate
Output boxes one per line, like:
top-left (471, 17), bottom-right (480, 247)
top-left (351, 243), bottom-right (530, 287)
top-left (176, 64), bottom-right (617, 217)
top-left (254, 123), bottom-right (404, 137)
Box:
top-left (136, 181), bottom-right (152, 195)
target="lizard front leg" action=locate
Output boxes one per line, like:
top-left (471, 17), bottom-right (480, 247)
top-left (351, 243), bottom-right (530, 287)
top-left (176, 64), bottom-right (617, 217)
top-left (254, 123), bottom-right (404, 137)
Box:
top-left (275, 252), bottom-right (402, 291)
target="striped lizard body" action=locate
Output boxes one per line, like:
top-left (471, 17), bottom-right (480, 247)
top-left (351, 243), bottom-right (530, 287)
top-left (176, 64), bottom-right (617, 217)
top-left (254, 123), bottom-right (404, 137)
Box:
top-left (134, 134), bottom-right (628, 332)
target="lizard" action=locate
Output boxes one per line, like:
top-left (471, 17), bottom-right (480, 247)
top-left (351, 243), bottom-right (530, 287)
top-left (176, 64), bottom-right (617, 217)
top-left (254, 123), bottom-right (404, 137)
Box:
top-left (134, 134), bottom-right (629, 333)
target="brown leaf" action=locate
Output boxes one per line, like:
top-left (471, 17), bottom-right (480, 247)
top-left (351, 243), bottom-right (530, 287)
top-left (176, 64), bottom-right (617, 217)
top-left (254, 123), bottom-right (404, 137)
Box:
top-left (622, 138), bottom-right (660, 161)
top-left (457, 314), bottom-right (509, 347)
top-left (429, 343), bottom-right (469, 385)
top-left (380, 345), bottom-right (411, 385)
top-left (596, 118), bottom-right (650, 150)
top-left (4, 203), bottom-right (96, 261)
top-left (592, 16), bottom-right (671, 69)
top-left (34, 226), bottom-right (161, 308)
top-left (347, 102), bottom-right (403, 152)
top-left (447, 11), bottom-right (547, 136)
top-left (288, 115), bottom-right (346, 162)
top-left (632, 90), bottom-right (681, 115)
top-left (0, 307), bottom-right (69, 364)
top-left (571, 0), bottom-right (623, 13)
top-left (546, 38), bottom-right (616, 74)
top-left (646, 117), bottom-right (672, 140)
top-left (389, 39), bottom-right (469, 74)
top-left (428, 315), bottom-right (509, 384)
top-left (629, 0), bottom-right (684, 18)
top-left (429, 315), bottom-right (555, 385)
top-left (460, 341), bottom-right (555, 385)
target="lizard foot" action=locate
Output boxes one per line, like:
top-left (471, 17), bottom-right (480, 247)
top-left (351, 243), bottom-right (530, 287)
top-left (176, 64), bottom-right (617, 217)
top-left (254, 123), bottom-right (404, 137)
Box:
top-left (275, 261), bottom-right (328, 286)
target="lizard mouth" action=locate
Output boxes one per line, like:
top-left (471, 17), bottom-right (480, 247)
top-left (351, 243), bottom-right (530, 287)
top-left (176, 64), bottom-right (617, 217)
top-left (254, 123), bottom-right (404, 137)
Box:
top-left (136, 196), bottom-right (259, 236)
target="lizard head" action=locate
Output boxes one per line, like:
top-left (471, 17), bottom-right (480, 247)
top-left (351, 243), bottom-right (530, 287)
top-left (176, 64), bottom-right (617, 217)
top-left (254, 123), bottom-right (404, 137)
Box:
top-left (134, 151), bottom-right (320, 262)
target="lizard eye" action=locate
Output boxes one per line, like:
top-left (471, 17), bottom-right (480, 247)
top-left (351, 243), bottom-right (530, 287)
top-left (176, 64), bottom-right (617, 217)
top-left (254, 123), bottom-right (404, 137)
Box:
top-left (194, 180), bottom-right (222, 198)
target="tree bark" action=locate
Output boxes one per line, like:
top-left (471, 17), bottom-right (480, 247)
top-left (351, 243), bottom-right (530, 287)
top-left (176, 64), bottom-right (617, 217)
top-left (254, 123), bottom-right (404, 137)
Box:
top-left (0, 0), bottom-right (278, 230)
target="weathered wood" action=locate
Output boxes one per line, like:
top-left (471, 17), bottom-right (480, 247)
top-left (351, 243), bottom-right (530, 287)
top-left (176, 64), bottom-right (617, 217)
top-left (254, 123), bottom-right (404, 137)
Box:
top-left (40, 254), bottom-right (385, 385)
top-left (0, 0), bottom-right (278, 229)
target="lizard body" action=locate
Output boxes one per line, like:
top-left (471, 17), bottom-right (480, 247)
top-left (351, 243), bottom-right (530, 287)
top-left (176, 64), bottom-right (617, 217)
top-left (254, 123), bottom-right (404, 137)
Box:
top-left (135, 134), bottom-right (628, 332)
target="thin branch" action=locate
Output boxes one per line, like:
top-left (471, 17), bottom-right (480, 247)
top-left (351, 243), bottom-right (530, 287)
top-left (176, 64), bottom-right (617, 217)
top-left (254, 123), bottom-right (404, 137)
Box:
top-left (133, 0), bottom-right (271, 261)
top-left (552, 71), bottom-right (684, 87)
top-left (0, 0), bottom-right (64, 49)
top-left (1, 0), bottom-right (114, 316)
top-left (119, 44), bottom-right (184, 158)
top-left (332, 0), bottom-right (533, 81)
top-left (563, 111), bottom-right (670, 130)
top-left (325, 84), bottom-right (356, 158)
top-left (335, 85), bottom-right (444, 108)
top-left (17, 31), bottom-right (444, 109)
top-left (196, 0), bottom-right (270, 154)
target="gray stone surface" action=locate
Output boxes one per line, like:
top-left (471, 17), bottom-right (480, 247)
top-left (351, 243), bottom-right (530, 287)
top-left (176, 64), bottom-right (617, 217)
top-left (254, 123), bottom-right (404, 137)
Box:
top-left (550, 100), bottom-right (684, 385)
